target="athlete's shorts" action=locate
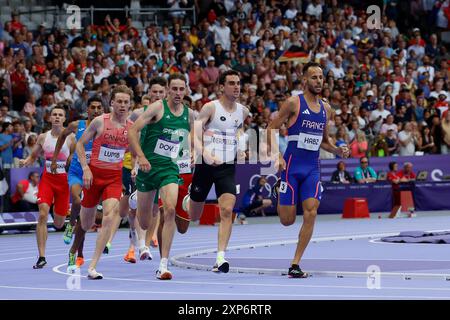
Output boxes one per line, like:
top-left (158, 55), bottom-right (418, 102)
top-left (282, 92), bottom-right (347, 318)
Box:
top-left (37, 172), bottom-right (70, 216)
top-left (81, 165), bottom-right (122, 208)
top-left (136, 164), bottom-right (181, 193)
top-left (190, 163), bottom-right (236, 203)
top-left (68, 164), bottom-right (83, 188)
top-left (176, 173), bottom-right (192, 221)
top-left (122, 167), bottom-right (135, 196)
top-left (278, 156), bottom-right (323, 206)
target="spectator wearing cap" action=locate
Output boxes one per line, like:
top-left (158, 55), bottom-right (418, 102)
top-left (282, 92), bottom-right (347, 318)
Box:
top-left (361, 90), bottom-right (377, 111)
top-left (201, 56), bottom-right (219, 93)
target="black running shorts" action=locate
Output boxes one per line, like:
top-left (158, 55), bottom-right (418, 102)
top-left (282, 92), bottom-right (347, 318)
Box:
top-left (189, 163), bottom-right (236, 202)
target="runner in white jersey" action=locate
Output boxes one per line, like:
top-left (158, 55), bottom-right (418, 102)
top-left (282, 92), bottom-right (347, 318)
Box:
top-left (183, 70), bottom-right (249, 273)
top-left (20, 105), bottom-right (76, 269)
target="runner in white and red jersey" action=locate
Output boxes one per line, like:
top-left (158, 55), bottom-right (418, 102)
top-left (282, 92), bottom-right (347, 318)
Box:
top-left (76, 85), bottom-right (133, 279)
top-left (20, 105), bottom-right (76, 269)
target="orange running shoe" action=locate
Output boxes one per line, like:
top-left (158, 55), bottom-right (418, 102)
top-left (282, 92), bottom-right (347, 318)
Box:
top-left (124, 249), bottom-right (136, 263)
top-left (76, 257), bottom-right (84, 267)
top-left (151, 236), bottom-right (158, 248)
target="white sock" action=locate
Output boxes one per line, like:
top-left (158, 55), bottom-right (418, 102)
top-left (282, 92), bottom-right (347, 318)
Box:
top-left (138, 239), bottom-right (145, 249)
top-left (160, 258), bottom-right (168, 270)
top-left (217, 251), bottom-right (225, 262)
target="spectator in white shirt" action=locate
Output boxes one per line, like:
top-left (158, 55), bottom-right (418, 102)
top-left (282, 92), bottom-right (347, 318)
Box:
top-left (398, 122), bottom-right (418, 156)
top-left (330, 55), bottom-right (345, 79)
top-left (306, 0), bottom-right (323, 19)
top-left (54, 80), bottom-right (73, 103)
top-left (380, 114), bottom-right (398, 136)
top-left (210, 16), bottom-right (231, 51)
top-left (370, 100), bottom-right (392, 134)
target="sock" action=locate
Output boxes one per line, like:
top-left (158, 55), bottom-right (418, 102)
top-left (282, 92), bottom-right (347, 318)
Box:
top-left (160, 258), bottom-right (168, 270)
top-left (217, 251), bottom-right (225, 262)
top-left (138, 239), bottom-right (145, 249)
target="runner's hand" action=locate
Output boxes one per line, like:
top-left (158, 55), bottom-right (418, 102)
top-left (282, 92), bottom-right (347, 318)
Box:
top-left (137, 155), bottom-right (151, 172)
top-left (82, 167), bottom-right (93, 189)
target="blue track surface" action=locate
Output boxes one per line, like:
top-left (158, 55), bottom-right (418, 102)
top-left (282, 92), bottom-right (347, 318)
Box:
top-left (1, 212), bottom-right (450, 300)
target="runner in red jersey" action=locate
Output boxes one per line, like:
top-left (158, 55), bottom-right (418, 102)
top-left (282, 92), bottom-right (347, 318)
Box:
top-left (20, 105), bottom-right (75, 269)
top-left (76, 85), bottom-right (133, 279)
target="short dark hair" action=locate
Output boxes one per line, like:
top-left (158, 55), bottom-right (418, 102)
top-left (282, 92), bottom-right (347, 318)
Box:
top-left (219, 70), bottom-right (240, 85)
top-left (303, 61), bottom-right (322, 75)
top-left (28, 171), bottom-right (38, 180)
top-left (1, 122), bottom-right (12, 131)
top-left (168, 73), bottom-right (187, 86)
top-left (87, 95), bottom-right (102, 106)
top-left (388, 161), bottom-right (397, 171)
top-left (51, 104), bottom-right (67, 116)
top-left (149, 76), bottom-right (167, 88)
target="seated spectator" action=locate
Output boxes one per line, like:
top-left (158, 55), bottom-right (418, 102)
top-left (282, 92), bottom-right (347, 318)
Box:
top-left (354, 156), bottom-right (377, 183)
top-left (242, 176), bottom-right (272, 217)
top-left (330, 161), bottom-right (352, 184)
top-left (398, 162), bottom-right (416, 182)
top-left (10, 171), bottom-right (39, 212)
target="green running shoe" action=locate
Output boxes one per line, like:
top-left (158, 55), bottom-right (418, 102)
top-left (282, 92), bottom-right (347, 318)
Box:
top-left (67, 252), bottom-right (77, 273)
top-left (63, 223), bottom-right (74, 245)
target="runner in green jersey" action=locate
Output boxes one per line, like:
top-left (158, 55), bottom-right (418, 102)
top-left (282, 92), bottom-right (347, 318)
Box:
top-left (128, 73), bottom-right (195, 280)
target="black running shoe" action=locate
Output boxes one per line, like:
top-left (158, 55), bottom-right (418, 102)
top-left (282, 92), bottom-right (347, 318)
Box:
top-left (288, 264), bottom-right (308, 278)
top-left (212, 260), bottom-right (229, 273)
top-left (33, 257), bottom-right (47, 269)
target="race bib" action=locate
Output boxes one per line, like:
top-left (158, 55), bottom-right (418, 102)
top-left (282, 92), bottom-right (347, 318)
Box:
top-left (177, 159), bottom-right (191, 174)
top-left (98, 145), bottom-right (126, 163)
top-left (85, 151), bottom-right (92, 164)
top-left (45, 160), bottom-right (66, 174)
top-left (297, 132), bottom-right (323, 151)
top-left (154, 138), bottom-right (180, 159)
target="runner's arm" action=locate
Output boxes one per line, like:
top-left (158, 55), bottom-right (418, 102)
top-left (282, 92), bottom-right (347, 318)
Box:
top-left (51, 121), bottom-right (78, 173)
top-left (77, 117), bottom-right (101, 170)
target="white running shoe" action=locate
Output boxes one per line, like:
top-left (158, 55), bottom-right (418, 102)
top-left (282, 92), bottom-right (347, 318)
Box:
top-left (139, 246), bottom-right (152, 260)
top-left (87, 268), bottom-right (103, 280)
top-left (129, 191), bottom-right (137, 210)
top-left (212, 259), bottom-right (229, 273)
top-left (156, 268), bottom-right (172, 280)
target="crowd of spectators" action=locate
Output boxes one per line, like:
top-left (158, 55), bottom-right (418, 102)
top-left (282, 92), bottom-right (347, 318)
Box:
top-left (0, 0), bottom-right (449, 168)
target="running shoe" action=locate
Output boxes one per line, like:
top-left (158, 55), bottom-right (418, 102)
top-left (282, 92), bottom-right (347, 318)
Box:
top-left (124, 248), bottom-right (137, 263)
top-left (103, 242), bottom-right (111, 254)
top-left (75, 256), bottom-right (84, 267)
top-left (67, 252), bottom-right (77, 273)
top-left (87, 268), bottom-right (103, 280)
top-left (139, 246), bottom-right (152, 260)
top-left (212, 258), bottom-right (229, 273)
top-left (156, 268), bottom-right (172, 280)
top-left (63, 223), bottom-right (74, 245)
top-left (288, 264), bottom-right (308, 278)
top-left (33, 257), bottom-right (47, 269)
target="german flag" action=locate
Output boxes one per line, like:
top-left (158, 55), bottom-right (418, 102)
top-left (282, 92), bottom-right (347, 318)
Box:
top-left (278, 45), bottom-right (310, 63)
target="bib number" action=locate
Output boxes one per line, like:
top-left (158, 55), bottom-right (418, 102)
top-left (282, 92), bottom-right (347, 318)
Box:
top-left (98, 145), bottom-right (125, 163)
top-left (46, 160), bottom-right (65, 174)
top-left (85, 151), bottom-right (92, 164)
top-left (297, 132), bottom-right (322, 151)
top-left (154, 138), bottom-right (180, 159)
top-left (177, 159), bottom-right (191, 174)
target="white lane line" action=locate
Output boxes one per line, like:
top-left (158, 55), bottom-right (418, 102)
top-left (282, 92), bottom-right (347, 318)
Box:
top-left (0, 285), bottom-right (449, 299)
